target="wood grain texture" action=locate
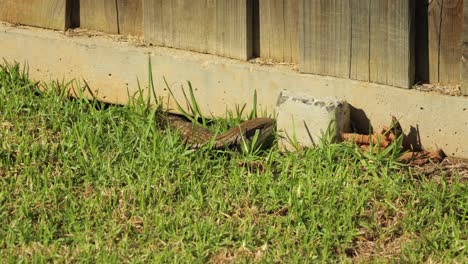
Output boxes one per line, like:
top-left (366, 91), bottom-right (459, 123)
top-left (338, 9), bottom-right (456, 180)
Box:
top-left (428, 0), bottom-right (462, 84)
top-left (259, 0), bottom-right (299, 63)
top-left (299, 0), bottom-right (351, 78)
top-left (117, 0), bottom-right (143, 36)
top-left (214, 0), bottom-right (253, 59)
top-left (143, 0), bottom-right (252, 60)
top-left (369, 0), bottom-right (415, 88)
top-left (350, 0), bottom-right (370, 82)
top-left (439, 0), bottom-right (463, 84)
top-left (79, 0), bottom-right (118, 34)
top-left (461, 0), bottom-right (468, 95)
top-left (464, 0), bottom-right (468, 44)
top-left (462, 45), bottom-right (468, 95)
top-left (0, 0), bottom-right (69, 30)
top-left (428, 0), bottom-right (442, 83)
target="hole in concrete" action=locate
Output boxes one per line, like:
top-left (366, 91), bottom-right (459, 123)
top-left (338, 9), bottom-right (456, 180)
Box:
top-left (108, 73), bottom-right (112, 77)
top-left (420, 107), bottom-right (424, 110)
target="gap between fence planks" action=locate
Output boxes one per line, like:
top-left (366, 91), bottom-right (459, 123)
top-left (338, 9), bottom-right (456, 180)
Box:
top-left (0, 0), bottom-right (69, 30)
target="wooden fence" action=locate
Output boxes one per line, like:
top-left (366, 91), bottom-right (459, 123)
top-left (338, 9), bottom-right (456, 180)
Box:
top-left (0, 0), bottom-right (467, 94)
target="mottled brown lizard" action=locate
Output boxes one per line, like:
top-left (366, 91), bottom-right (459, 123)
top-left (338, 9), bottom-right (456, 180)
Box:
top-left (166, 114), bottom-right (275, 150)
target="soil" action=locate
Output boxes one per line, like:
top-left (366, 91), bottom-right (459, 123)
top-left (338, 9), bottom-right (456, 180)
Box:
top-left (410, 156), bottom-right (468, 184)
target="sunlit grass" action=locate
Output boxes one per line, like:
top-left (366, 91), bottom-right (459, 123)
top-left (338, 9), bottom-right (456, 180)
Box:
top-left (0, 61), bottom-right (466, 262)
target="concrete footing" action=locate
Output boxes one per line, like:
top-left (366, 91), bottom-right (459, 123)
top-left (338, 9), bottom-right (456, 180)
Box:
top-left (276, 91), bottom-right (350, 151)
top-left (1, 23), bottom-right (467, 158)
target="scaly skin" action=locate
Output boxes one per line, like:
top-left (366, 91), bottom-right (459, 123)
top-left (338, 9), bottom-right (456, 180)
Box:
top-left (210, 117), bottom-right (275, 149)
top-left (166, 114), bottom-right (276, 149)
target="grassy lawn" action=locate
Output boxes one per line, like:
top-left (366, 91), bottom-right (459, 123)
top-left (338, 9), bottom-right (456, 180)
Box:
top-left (0, 62), bottom-right (466, 263)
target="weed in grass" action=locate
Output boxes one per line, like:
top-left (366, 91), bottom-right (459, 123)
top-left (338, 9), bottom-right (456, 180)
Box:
top-left (0, 61), bottom-right (466, 263)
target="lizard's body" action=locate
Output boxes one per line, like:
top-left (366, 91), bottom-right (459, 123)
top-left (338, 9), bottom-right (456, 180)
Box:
top-left (166, 114), bottom-right (275, 149)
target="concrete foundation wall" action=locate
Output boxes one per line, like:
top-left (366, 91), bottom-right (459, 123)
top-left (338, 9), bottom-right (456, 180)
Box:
top-left (1, 23), bottom-right (467, 158)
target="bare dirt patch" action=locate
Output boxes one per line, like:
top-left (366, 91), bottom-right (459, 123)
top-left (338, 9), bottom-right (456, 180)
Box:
top-left (411, 156), bottom-right (468, 184)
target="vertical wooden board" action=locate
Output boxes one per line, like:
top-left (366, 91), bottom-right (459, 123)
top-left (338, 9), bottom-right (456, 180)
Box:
top-left (259, 0), bottom-right (274, 60)
top-left (369, 0), bottom-right (415, 88)
top-left (143, 0), bottom-right (164, 45)
top-left (214, 0), bottom-right (252, 60)
top-left (0, 0), bottom-right (68, 30)
top-left (462, 0), bottom-right (468, 95)
top-left (438, 0), bottom-right (463, 84)
top-left (428, 0), bottom-right (463, 84)
top-left (428, 0), bottom-right (442, 83)
top-left (117, 0), bottom-right (143, 36)
top-left (259, 0), bottom-right (299, 63)
top-left (178, 0), bottom-right (212, 53)
top-left (284, 0), bottom-right (299, 63)
top-left (144, 0), bottom-right (252, 60)
top-left (462, 45), bottom-right (468, 95)
top-left (464, 0), bottom-right (468, 44)
top-left (79, 0), bottom-right (118, 34)
top-left (299, 0), bottom-right (351, 78)
top-left (350, 0), bottom-right (370, 82)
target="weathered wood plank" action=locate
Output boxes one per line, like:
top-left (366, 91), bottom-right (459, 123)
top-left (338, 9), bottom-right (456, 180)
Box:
top-left (214, 0), bottom-right (253, 59)
top-left (462, 45), bottom-right (468, 95)
top-left (369, 0), bottom-right (415, 88)
top-left (299, 0), bottom-right (351, 78)
top-left (143, 0), bottom-right (253, 60)
top-left (464, 0), bottom-right (468, 44)
top-left (0, 0), bottom-right (69, 30)
top-left (426, 0), bottom-right (462, 84)
top-left (79, 0), bottom-right (118, 34)
top-left (259, 0), bottom-right (299, 63)
top-left (439, 0), bottom-right (463, 84)
top-left (117, 0), bottom-right (143, 36)
top-left (143, 0), bottom-right (165, 47)
top-left (462, 0), bottom-right (468, 95)
top-left (428, 0), bottom-right (442, 83)
top-left (350, 0), bottom-right (370, 82)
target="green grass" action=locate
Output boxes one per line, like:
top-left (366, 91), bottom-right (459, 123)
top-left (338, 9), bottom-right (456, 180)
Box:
top-left (0, 61), bottom-right (466, 263)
